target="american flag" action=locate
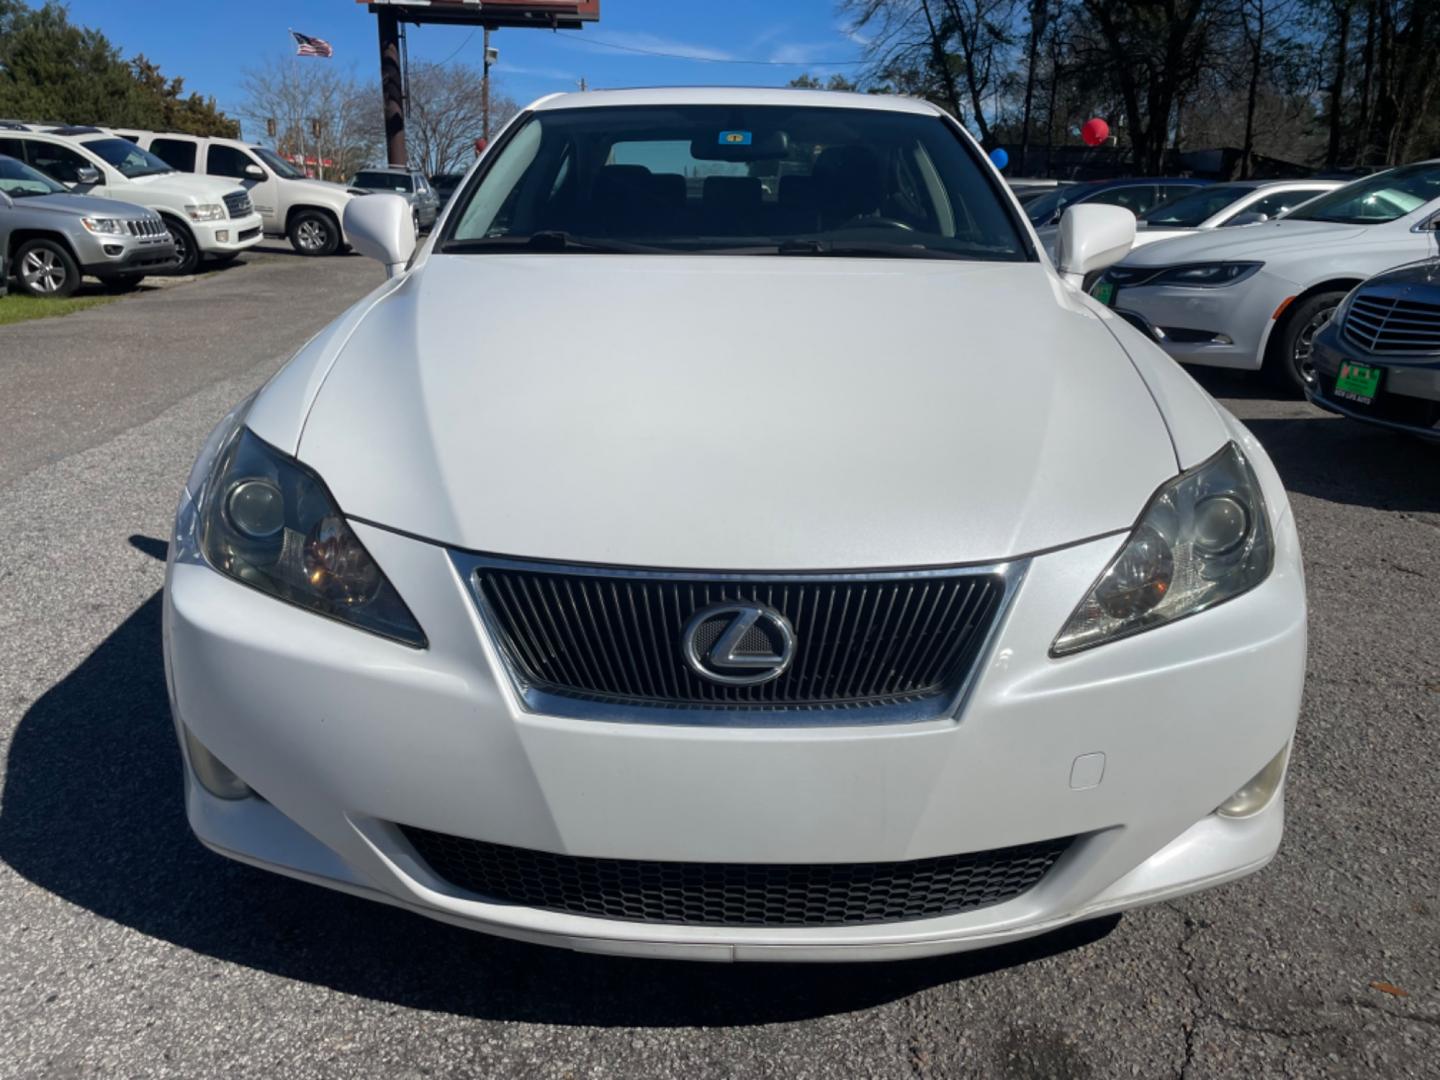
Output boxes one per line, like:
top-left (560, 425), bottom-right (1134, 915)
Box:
top-left (291, 30), bottom-right (334, 58)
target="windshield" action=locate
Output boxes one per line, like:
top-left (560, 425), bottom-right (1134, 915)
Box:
top-left (443, 104), bottom-right (1029, 261)
top-left (1142, 184), bottom-right (1251, 227)
top-left (354, 170), bottom-right (413, 192)
top-left (81, 137), bottom-right (175, 178)
top-left (253, 147), bottom-right (303, 179)
top-left (1286, 163), bottom-right (1440, 224)
top-left (0, 155), bottom-right (67, 196)
top-left (1024, 185), bottom-right (1083, 225)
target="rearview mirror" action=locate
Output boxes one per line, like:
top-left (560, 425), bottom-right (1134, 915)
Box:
top-left (75, 165), bottom-right (100, 185)
top-left (244, 163), bottom-right (266, 180)
top-left (343, 193), bottom-right (416, 277)
top-left (1054, 204), bottom-right (1135, 287)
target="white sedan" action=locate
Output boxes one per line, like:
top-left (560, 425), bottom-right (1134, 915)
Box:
top-left (1037, 178), bottom-right (1342, 264)
top-left (1091, 161), bottom-right (1440, 389)
top-left (164, 87), bottom-right (1306, 962)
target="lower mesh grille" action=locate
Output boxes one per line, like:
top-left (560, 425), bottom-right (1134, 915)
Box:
top-left (401, 827), bottom-right (1074, 926)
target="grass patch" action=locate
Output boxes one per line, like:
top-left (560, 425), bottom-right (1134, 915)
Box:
top-left (0, 292), bottom-right (121, 327)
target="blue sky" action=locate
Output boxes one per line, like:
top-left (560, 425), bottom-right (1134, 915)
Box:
top-left (55, 1), bottom-right (869, 118)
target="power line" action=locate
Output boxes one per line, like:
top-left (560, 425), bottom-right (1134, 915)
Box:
top-left (567, 36), bottom-right (869, 66)
top-left (434, 26), bottom-right (479, 66)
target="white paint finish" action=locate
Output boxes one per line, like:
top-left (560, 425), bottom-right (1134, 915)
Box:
top-left (1070, 753), bottom-right (1106, 790)
top-left (1112, 195), bottom-right (1440, 369)
top-left (1055, 203), bottom-right (1136, 284)
top-left (343, 193), bottom-right (416, 276)
top-left (297, 255), bottom-right (1176, 569)
top-left (163, 504), bottom-right (1305, 957)
top-left (530, 86), bottom-right (943, 116)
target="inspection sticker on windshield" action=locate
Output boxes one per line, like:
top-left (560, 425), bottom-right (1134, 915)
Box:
top-left (1090, 281), bottom-right (1116, 306)
top-left (719, 130), bottom-right (752, 145)
top-left (1335, 361), bottom-right (1381, 404)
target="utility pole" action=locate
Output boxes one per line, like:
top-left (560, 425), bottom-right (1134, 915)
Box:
top-left (377, 6), bottom-right (406, 167)
top-left (482, 27), bottom-right (492, 142)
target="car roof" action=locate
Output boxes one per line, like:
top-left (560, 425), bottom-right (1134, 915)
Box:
top-left (528, 86), bottom-right (942, 116)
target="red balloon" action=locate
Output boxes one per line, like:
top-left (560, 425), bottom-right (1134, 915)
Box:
top-left (1082, 118), bottom-right (1110, 147)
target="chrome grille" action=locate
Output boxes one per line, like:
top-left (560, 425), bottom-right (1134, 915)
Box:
top-left (468, 559), bottom-right (1013, 718)
top-left (1342, 292), bottom-right (1440, 355)
top-left (124, 217), bottom-right (166, 237)
top-left (223, 191), bottom-right (253, 219)
top-left (401, 827), bottom-right (1074, 926)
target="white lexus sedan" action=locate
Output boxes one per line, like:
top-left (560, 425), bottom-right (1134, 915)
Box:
top-left (1091, 161), bottom-right (1440, 389)
top-left (164, 88), bottom-right (1306, 962)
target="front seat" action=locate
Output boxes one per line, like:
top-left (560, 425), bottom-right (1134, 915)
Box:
top-left (813, 145), bottom-right (884, 229)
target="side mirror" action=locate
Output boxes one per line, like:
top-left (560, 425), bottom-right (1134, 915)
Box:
top-left (1054, 204), bottom-right (1135, 287)
top-left (1225, 211), bottom-right (1267, 227)
top-left (75, 165), bottom-right (101, 185)
top-left (244, 163), bottom-right (266, 180)
top-left (344, 193), bottom-right (416, 277)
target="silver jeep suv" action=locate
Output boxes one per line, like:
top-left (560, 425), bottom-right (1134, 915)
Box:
top-left (1, 153), bottom-right (176, 296)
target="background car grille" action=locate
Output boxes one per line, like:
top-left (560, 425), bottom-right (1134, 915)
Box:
top-left (1342, 292), bottom-right (1440, 354)
top-left (223, 191), bottom-right (253, 219)
top-left (473, 564), bottom-right (1008, 712)
top-left (401, 827), bottom-right (1074, 926)
top-left (124, 218), bottom-right (166, 237)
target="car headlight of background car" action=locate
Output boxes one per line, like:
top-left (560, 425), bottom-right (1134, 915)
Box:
top-left (1053, 442), bottom-right (1273, 655)
top-left (192, 425), bottom-right (426, 647)
top-left (185, 203), bottom-right (226, 223)
top-left (1103, 262), bottom-right (1263, 289)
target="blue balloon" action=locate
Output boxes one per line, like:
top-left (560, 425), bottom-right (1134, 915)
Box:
top-left (989, 148), bottom-right (1009, 170)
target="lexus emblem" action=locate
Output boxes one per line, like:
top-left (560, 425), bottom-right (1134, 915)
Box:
top-left (682, 603), bottom-right (796, 686)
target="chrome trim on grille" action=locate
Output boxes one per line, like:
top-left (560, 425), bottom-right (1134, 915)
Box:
top-left (449, 552), bottom-right (1027, 727)
top-left (223, 191), bottom-right (253, 219)
top-left (1342, 289), bottom-right (1440, 356)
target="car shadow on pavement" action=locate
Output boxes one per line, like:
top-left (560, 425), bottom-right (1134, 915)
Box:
top-left (1241, 414), bottom-right (1439, 513)
top-left (0, 592), bottom-right (1119, 1027)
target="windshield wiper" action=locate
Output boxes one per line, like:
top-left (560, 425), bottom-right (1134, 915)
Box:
top-left (441, 231), bottom-right (670, 255)
top-left (771, 239), bottom-right (995, 260)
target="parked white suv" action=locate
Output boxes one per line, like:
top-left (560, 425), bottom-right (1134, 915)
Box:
top-left (115, 130), bottom-right (357, 257)
top-left (0, 124), bottom-right (263, 273)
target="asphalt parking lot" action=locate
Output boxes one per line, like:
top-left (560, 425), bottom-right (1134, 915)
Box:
top-left (0, 245), bottom-right (1436, 1079)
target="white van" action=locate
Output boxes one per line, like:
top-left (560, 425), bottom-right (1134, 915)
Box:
top-left (0, 124), bottom-right (263, 273)
top-left (114, 130), bottom-right (357, 257)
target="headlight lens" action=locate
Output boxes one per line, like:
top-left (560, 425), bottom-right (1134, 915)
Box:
top-left (1151, 262), bottom-right (1263, 287)
top-left (186, 203), bottom-right (226, 222)
top-left (1052, 442), bottom-right (1273, 656)
top-left (81, 216), bottom-right (125, 234)
top-left (196, 426), bottom-right (426, 647)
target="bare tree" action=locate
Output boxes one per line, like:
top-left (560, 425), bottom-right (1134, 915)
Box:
top-left (238, 55), bottom-right (380, 181)
top-left (403, 61), bottom-right (518, 175)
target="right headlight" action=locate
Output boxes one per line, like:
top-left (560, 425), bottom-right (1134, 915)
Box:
top-left (186, 203), bottom-right (225, 223)
top-left (194, 425), bottom-right (426, 647)
top-left (1052, 442), bottom-right (1273, 656)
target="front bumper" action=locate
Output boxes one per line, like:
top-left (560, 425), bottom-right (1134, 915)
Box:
top-left (1112, 272), bottom-right (1292, 371)
top-left (164, 499), bottom-right (1306, 962)
top-left (192, 212), bottom-right (265, 255)
top-left (1305, 322), bottom-right (1440, 439)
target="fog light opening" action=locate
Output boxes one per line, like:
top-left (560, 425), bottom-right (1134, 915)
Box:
top-left (1216, 743), bottom-right (1290, 819)
top-left (183, 726), bottom-right (252, 800)
top-left (216, 229), bottom-right (230, 242)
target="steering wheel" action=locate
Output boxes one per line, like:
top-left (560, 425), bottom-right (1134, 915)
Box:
top-left (837, 214), bottom-right (916, 232)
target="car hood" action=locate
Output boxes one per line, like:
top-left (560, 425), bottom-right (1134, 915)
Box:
top-left (124, 171), bottom-right (247, 202)
top-left (291, 177), bottom-right (354, 201)
top-left (295, 255), bottom-right (1180, 570)
top-left (1121, 218), bottom-right (1367, 266)
top-left (14, 192), bottom-right (152, 218)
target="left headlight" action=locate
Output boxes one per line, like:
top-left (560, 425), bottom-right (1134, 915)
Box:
top-left (195, 425), bottom-right (427, 647)
top-left (1052, 442), bottom-right (1273, 656)
top-left (186, 203), bottom-right (226, 223)
top-left (1150, 262), bottom-right (1263, 288)
top-left (81, 217), bottom-right (126, 234)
